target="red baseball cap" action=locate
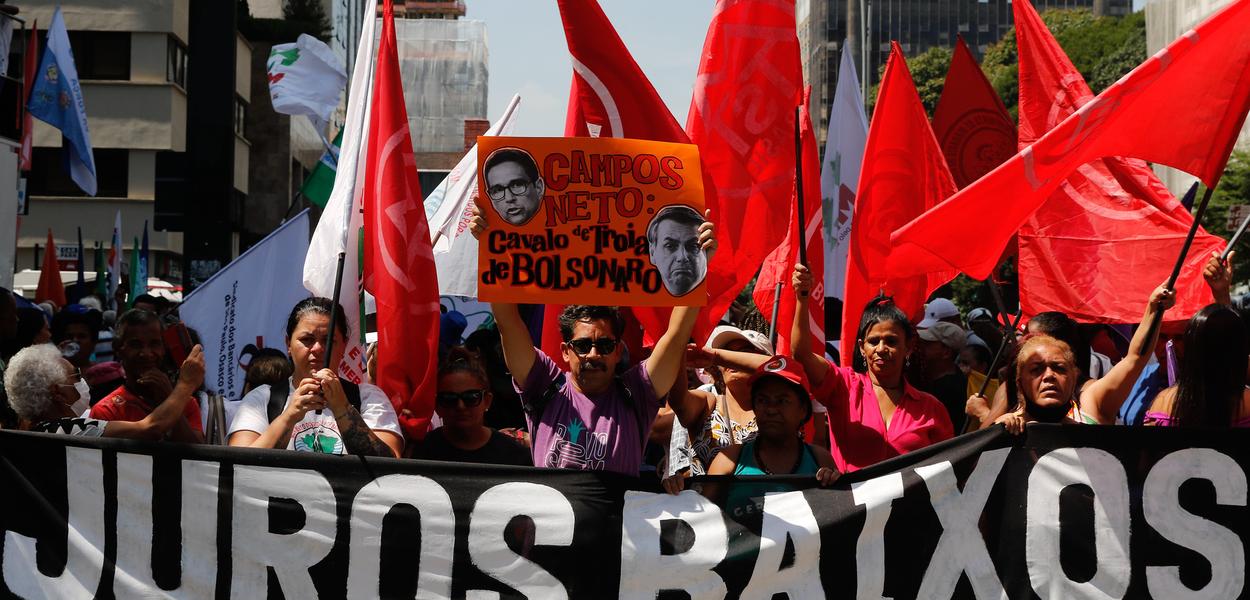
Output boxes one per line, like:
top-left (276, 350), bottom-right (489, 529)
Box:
top-left (747, 355), bottom-right (811, 403)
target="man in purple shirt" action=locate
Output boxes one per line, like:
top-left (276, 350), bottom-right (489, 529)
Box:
top-left (471, 211), bottom-right (715, 475)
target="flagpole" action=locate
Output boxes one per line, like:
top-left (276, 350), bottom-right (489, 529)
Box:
top-left (1221, 206), bottom-right (1250, 260)
top-left (768, 282), bottom-right (783, 349)
top-left (322, 186), bottom-right (357, 374)
top-left (963, 308), bottom-right (1025, 434)
top-left (1137, 185), bottom-right (1217, 356)
top-left (986, 277), bottom-right (1014, 334)
top-left (794, 106), bottom-right (808, 298)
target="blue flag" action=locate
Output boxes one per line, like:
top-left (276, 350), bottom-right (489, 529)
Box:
top-left (27, 7), bottom-right (96, 196)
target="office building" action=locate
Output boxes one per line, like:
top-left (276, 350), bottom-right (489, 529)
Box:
top-left (799, 0), bottom-right (1131, 146)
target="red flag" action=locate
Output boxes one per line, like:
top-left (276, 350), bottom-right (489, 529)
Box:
top-left (36, 229), bottom-right (66, 307)
top-left (553, 0), bottom-right (691, 352)
top-left (19, 20), bottom-right (37, 171)
top-left (362, 0), bottom-right (439, 440)
top-left (890, 0), bottom-right (1250, 281)
top-left (1013, 0), bottom-right (1223, 324)
top-left (931, 36), bottom-right (1016, 189)
top-left (688, 0), bottom-right (804, 343)
top-left (844, 43), bottom-right (957, 348)
top-left (754, 86), bottom-right (824, 354)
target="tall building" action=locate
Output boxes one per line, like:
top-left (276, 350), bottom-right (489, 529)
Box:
top-left (388, 0), bottom-right (487, 191)
top-left (16, 0), bottom-right (250, 291)
top-left (799, 0), bottom-right (1131, 146)
top-left (1145, 0), bottom-right (1250, 196)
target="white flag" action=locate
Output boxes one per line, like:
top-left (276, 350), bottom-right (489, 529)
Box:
top-left (426, 93), bottom-right (522, 250)
top-left (267, 34), bottom-right (348, 134)
top-left (822, 43), bottom-right (868, 301)
top-left (182, 211), bottom-right (311, 402)
top-left (302, 14), bottom-right (377, 384)
top-left (426, 94), bottom-right (522, 298)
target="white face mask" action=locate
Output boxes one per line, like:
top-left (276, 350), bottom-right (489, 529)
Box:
top-left (69, 378), bottom-right (90, 416)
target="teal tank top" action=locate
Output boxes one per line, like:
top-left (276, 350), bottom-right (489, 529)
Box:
top-left (725, 440), bottom-right (820, 519)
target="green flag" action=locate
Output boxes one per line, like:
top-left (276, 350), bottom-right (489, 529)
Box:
top-left (128, 236), bottom-right (140, 309)
top-left (301, 128), bottom-right (342, 208)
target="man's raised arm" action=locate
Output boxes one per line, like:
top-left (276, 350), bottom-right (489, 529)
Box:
top-left (470, 208), bottom-right (536, 384)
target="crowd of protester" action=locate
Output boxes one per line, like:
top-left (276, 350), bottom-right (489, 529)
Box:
top-left (0, 212), bottom-right (1246, 504)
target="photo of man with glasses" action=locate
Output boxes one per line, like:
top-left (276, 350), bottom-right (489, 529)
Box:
top-left (483, 147), bottom-right (545, 226)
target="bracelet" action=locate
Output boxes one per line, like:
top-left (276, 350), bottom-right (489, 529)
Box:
top-left (332, 408), bottom-right (349, 420)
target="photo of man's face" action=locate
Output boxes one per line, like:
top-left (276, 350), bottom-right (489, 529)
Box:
top-left (484, 149), bottom-right (544, 226)
top-left (647, 206), bottom-right (707, 297)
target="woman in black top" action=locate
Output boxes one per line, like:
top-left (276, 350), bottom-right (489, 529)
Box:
top-left (417, 347), bottom-right (531, 466)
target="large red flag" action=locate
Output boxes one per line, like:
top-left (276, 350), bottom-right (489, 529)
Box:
top-left (931, 36), bottom-right (1016, 189)
top-left (890, 0), bottom-right (1250, 281)
top-left (688, 0), bottom-right (803, 342)
top-left (362, 0), bottom-right (439, 440)
top-left (552, 0), bottom-right (690, 353)
top-left (1013, 0), bottom-right (1222, 324)
top-left (754, 86), bottom-right (824, 355)
top-left (35, 229), bottom-right (66, 307)
top-left (844, 43), bottom-right (958, 348)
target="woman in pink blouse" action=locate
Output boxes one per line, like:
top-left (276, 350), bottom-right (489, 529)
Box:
top-left (790, 265), bottom-right (953, 472)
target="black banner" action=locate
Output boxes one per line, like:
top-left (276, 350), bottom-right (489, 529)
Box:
top-left (1, 425), bottom-right (1247, 599)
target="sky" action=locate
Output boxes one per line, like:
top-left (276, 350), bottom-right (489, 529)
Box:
top-left (464, 1), bottom-right (716, 137)
top-left (461, 0), bottom-right (1154, 135)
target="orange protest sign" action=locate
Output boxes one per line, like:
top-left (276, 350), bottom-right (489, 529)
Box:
top-left (476, 136), bottom-right (707, 306)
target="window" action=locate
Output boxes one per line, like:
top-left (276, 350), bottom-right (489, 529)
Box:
top-left (28, 148), bottom-right (128, 197)
top-left (167, 36), bottom-right (188, 88)
top-left (234, 95), bottom-right (247, 139)
top-left (66, 31), bottom-right (130, 80)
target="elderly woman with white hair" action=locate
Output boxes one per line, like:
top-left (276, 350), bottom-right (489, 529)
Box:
top-left (5, 343), bottom-right (204, 438)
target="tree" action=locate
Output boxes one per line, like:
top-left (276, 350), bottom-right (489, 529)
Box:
top-left (1198, 151), bottom-right (1250, 287)
top-left (283, 0), bottom-right (331, 42)
top-left (979, 9), bottom-right (1146, 118)
top-left (866, 45), bottom-right (952, 115)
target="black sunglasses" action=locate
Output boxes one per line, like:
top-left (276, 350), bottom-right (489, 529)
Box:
top-left (567, 338), bottom-right (618, 356)
top-left (435, 390), bottom-right (486, 408)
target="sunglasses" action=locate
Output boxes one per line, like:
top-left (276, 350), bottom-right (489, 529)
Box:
top-left (435, 390), bottom-right (486, 408)
top-left (567, 338), bottom-right (618, 356)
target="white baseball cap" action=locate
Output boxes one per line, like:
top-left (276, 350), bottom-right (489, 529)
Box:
top-left (706, 324), bottom-right (774, 355)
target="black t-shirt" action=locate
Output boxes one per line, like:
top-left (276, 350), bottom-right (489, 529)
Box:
top-left (418, 428), bottom-right (532, 466)
top-left (926, 371), bottom-right (968, 432)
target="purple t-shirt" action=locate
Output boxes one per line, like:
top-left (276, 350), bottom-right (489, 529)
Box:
top-left (517, 349), bottom-right (661, 475)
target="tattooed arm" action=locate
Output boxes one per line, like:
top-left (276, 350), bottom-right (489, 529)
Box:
top-left (334, 404), bottom-right (403, 457)
top-left (316, 369), bottom-right (403, 458)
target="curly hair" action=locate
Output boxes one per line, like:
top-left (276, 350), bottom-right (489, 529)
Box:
top-left (4, 344), bottom-right (67, 421)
